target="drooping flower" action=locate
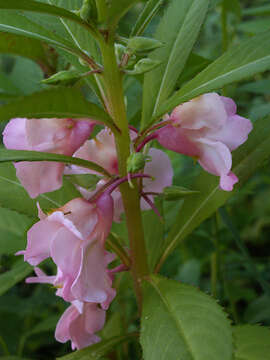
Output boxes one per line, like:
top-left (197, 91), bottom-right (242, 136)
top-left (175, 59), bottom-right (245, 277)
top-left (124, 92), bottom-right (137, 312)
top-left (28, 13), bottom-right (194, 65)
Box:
top-left (70, 128), bottom-right (173, 220)
top-left (156, 93), bottom-right (253, 191)
top-left (3, 117), bottom-right (95, 198)
top-left (17, 195), bottom-right (116, 307)
top-left (55, 301), bottom-right (106, 350)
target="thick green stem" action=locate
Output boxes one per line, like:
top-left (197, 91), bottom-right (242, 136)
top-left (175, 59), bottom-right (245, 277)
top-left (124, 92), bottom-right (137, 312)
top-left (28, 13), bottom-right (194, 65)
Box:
top-left (99, 34), bottom-right (149, 310)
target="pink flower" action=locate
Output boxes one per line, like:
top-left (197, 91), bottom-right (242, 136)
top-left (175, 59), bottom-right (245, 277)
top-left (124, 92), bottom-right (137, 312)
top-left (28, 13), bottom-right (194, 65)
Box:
top-left (71, 128), bottom-right (173, 220)
top-left (18, 196), bottom-right (116, 307)
top-left (3, 117), bottom-right (95, 198)
top-left (55, 301), bottom-right (106, 350)
top-left (156, 93), bottom-right (253, 191)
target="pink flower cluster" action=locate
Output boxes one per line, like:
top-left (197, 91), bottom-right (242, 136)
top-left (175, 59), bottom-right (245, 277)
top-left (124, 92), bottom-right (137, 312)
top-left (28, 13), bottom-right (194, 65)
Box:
top-left (3, 117), bottom-right (173, 350)
top-left (3, 93), bottom-right (252, 350)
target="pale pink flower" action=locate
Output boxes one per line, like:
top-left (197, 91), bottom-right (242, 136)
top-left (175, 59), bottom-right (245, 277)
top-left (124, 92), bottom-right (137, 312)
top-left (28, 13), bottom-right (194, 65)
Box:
top-left (18, 196), bottom-right (116, 307)
top-left (156, 93), bottom-right (252, 191)
top-left (3, 117), bottom-right (95, 198)
top-left (55, 301), bottom-right (106, 350)
top-left (72, 129), bottom-right (173, 220)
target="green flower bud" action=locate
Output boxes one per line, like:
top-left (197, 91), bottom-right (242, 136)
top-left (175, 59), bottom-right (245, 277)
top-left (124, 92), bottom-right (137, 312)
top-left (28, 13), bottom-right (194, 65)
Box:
top-left (79, 0), bottom-right (96, 23)
top-left (42, 70), bottom-right (82, 86)
top-left (125, 58), bottom-right (162, 75)
top-left (162, 186), bottom-right (199, 201)
top-left (127, 37), bottom-right (164, 54)
top-left (127, 153), bottom-right (151, 173)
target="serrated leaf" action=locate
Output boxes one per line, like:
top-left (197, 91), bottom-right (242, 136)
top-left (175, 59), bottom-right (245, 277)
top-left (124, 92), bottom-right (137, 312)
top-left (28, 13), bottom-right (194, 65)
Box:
top-left (155, 115), bottom-right (270, 271)
top-left (141, 0), bottom-right (209, 129)
top-left (0, 260), bottom-right (32, 296)
top-left (0, 87), bottom-right (116, 131)
top-left (131, 0), bottom-right (164, 36)
top-left (158, 30), bottom-right (270, 119)
top-left (0, 149), bottom-right (111, 177)
top-left (0, 0), bottom-right (98, 39)
top-left (57, 333), bottom-right (136, 359)
top-left (141, 275), bottom-right (232, 360)
top-left (233, 325), bottom-right (270, 360)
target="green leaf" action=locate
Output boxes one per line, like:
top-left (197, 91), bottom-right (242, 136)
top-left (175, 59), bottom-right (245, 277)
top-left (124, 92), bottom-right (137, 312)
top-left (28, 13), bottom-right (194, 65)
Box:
top-left (141, 275), bottom-right (232, 360)
top-left (0, 33), bottom-right (50, 69)
top-left (0, 10), bottom-right (85, 58)
top-left (57, 334), bottom-right (136, 359)
top-left (162, 186), bottom-right (199, 201)
top-left (131, 0), bottom-right (164, 36)
top-left (0, 357), bottom-right (31, 360)
top-left (107, 0), bottom-right (140, 29)
top-left (0, 260), bottom-right (32, 296)
top-left (238, 19), bottom-right (270, 34)
top-left (143, 199), bottom-right (164, 272)
top-left (243, 4), bottom-right (270, 16)
top-left (155, 115), bottom-right (270, 271)
top-left (141, 0), bottom-right (209, 129)
top-left (0, 149), bottom-right (111, 177)
top-left (0, 208), bottom-right (33, 255)
top-left (0, 163), bottom-right (80, 217)
top-left (233, 325), bottom-right (270, 360)
top-left (158, 30), bottom-right (270, 119)
top-left (65, 173), bottom-right (101, 189)
top-left (0, 0), bottom-right (98, 39)
top-left (0, 87), bottom-right (117, 131)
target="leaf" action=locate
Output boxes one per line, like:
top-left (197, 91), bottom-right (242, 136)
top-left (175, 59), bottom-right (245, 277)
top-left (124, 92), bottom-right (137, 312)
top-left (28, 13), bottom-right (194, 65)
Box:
top-left (0, 149), bottom-right (111, 177)
top-left (57, 334), bottom-right (136, 359)
top-left (131, 0), bottom-right (164, 36)
top-left (107, 0), bottom-right (140, 29)
top-left (243, 4), bottom-right (270, 16)
top-left (238, 19), bottom-right (270, 35)
top-left (143, 199), bottom-right (164, 272)
top-left (65, 174), bottom-right (101, 189)
top-left (0, 260), bottom-right (32, 296)
top-left (141, 0), bottom-right (209, 129)
top-left (155, 115), bottom-right (270, 271)
top-left (0, 0), bottom-right (98, 39)
top-left (0, 207), bottom-right (33, 255)
top-left (0, 87), bottom-right (117, 131)
top-left (0, 357), bottom-right (31, 360)
top-left (0, 33), bottom-right (50, 69)
top-left (158, 30), bottom-right (270, 120)
top-left (0, 10), bottom-right (84, 57)
top-left (141, 275), bottom-right (232, 360)
top-left (233, 325), bottom-right (270, 360)
top-left (0, 163), bottom-right (80, 218)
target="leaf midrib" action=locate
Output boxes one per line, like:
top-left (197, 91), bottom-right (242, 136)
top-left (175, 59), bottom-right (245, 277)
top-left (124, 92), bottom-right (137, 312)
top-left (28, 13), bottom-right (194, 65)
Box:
top-left (149, 278), bottom-right (197, 360)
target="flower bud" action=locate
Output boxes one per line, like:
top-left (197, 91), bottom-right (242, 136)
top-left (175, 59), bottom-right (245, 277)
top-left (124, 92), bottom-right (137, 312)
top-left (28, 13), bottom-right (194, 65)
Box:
top-left (42, 70), bottom-right (82, 86)
top-left (125, 58), bottom-right (162, 75)
top-left (127, 153), bottom-right (151, 173)
top-left (79, 0), bottom-right (96, 23)
top-left (127, 37), bottom-right (164, 54)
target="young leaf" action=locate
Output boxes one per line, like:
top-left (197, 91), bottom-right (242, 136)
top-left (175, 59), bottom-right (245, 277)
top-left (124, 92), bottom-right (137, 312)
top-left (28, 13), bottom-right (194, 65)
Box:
top-left (233, 325), bottom-right (270, 360)
top-left (141, 0), bottom-right (209, 129)
top-left (57, 333), bottom-right (136, 359)
top-left (0, 0), bottom-right (98, 39)
top-left (131, 0), bottom-right (164, 37)
top-left (0, 260), bottom-right (32, 296)
top-left (0, 87), bottom-right (117, 131)
top-left (155, 115), bottom-right (270, 271)
top-left (158, 30), bottom-right (270, 120)
top-left (141, 275), bottom-right (232, 360)
top-left (0, 149), bottom-right (111, 177)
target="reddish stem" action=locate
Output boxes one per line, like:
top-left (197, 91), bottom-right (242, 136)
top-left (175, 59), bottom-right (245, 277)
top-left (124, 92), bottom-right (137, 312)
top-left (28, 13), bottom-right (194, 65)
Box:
top-left (136, 133), bottom-right (158, 152)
